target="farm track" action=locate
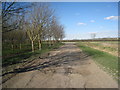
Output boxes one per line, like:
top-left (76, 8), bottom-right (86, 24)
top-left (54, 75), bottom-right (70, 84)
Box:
top-left (2, 57), bottom-right (38, 84)
top-left (2, 42), bottom-right (118, 88)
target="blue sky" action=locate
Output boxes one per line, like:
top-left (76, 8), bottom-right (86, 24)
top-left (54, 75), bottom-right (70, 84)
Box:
top-left (50, 2), bottom-right (118, 40)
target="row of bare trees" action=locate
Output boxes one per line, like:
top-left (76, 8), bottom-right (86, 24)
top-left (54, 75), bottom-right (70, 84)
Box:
top-left (2, 2), bottom-right (65, 52)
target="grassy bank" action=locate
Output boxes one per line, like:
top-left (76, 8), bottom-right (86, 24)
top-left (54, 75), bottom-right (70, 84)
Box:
top-left (77, 42), bottom-right (118, 80)
top-left (80, 42), bottom-right (118, 56)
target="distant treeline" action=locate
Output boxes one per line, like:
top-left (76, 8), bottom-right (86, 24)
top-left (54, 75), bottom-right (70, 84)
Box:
top-left (62, 38), bottom-right (119, 42)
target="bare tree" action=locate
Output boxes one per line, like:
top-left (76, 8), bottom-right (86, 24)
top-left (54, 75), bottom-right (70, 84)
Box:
top-left (30, 3), bottom-right (54, 50)
top-left (2, 2), bottom-right (65, 53)
top-left (51, 16), bottom-right (65, 42)
top-left (25, 23), bottom-right (38, 52)
top-left (91, 33), bottom-right (96, 39)
top-left (16, 30), bottom-right (26, 50)
top-left (59, 25), bottom-right (65, 41)
top-left (3, 30), bottom-right (17, 50)
top-left (2, 2), bottom-right (31, 33)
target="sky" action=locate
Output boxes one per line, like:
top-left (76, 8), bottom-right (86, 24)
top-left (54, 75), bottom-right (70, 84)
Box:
top-left (50, 2), bottom-right (118, 40)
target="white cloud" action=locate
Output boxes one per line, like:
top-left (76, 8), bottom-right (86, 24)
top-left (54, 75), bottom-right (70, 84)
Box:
top-left (77, 22), bottom-right (87, 25)
top-left (104, 16), bottom-right (118, 20)
top-left (90, 20), bottom-right (95, 23)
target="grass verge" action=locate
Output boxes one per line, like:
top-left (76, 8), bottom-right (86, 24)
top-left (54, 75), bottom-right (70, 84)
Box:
top-left (3, 42), bottom-right (64, 67)
top-left (77, 42), bottom-right (119, 81)
top-left (2, 42), bottom-right (64, 77)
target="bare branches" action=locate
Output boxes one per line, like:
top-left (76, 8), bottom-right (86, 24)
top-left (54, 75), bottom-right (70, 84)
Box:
top-left (50, 16), bottom-right (65, 41)
top-left (2, 2), bottom-right (65, 52)
top-left (29, 3), bottom-right (55, 50)
top-left (2, 2), bottom-right (32, 33)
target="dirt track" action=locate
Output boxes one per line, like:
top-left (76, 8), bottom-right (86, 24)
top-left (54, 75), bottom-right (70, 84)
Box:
top-left (3, 42), bottom-right (118, 88)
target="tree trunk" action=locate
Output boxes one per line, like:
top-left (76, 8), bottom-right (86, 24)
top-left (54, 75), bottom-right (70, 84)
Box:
top-left (11, 44), bottom-right (14, 50)
top-left (38, 34), bottom-right (41, 50)
top-left (50, 37), bottom-right (53, 46)
top-left (20, 43), bottom-right (22, 50)
top-left (38, 40), bottom-right (41, 50)
top-left (31, 41), bottom-right (34, 52)
top-left (49, 37), bottom-right (52, 47)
